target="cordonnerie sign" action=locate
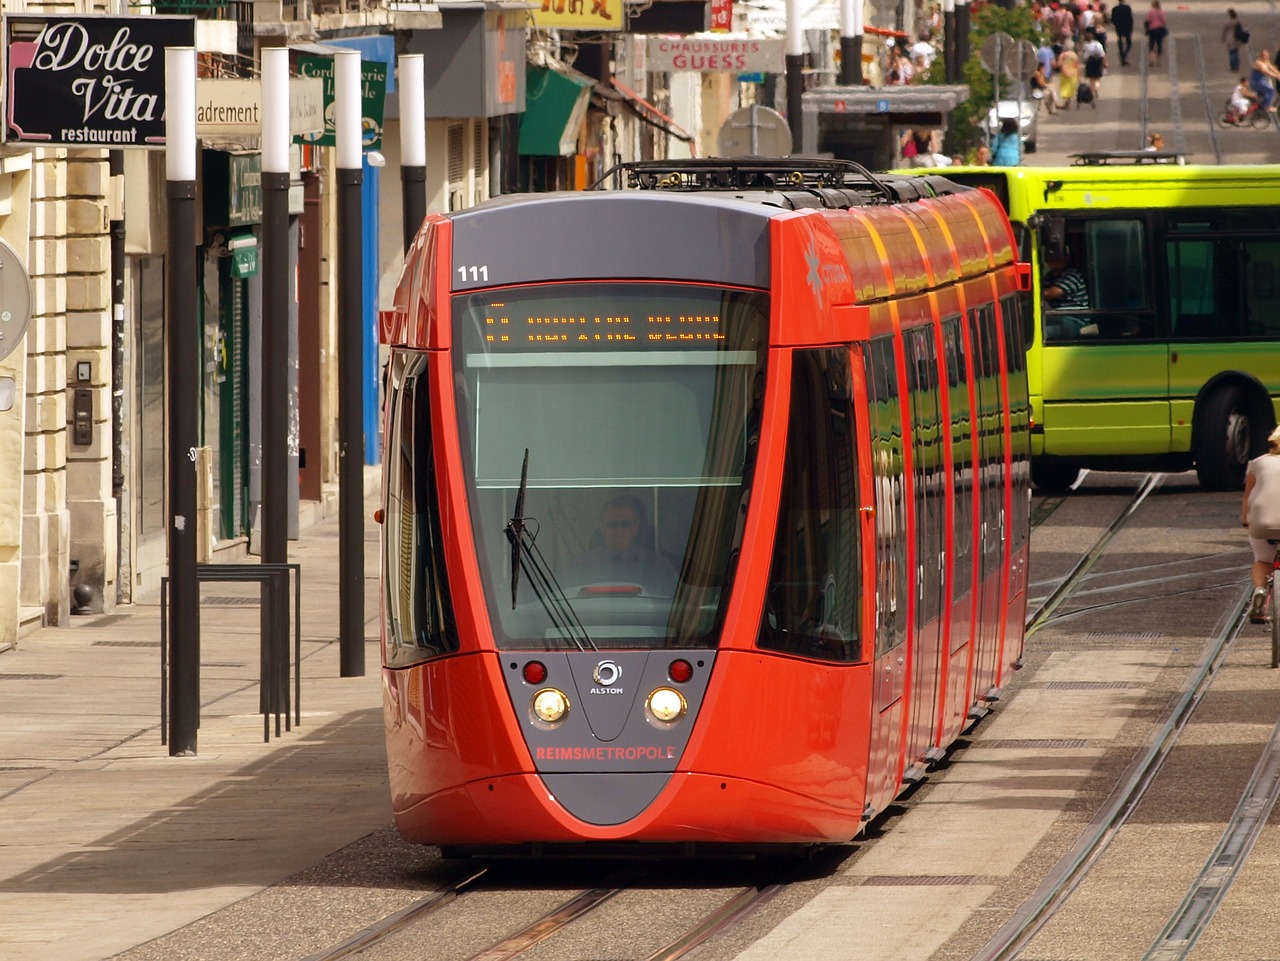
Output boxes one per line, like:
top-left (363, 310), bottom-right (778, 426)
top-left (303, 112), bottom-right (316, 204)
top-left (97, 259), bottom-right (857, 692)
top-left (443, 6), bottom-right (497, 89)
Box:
top-left (3, 14), bottom-right (195, 147)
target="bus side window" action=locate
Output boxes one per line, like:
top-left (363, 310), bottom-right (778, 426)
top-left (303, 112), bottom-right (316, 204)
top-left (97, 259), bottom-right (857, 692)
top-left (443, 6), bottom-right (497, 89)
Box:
top-left (1086, 221), bottom-right (1147, 311)
top-left (1245, 241), bottom-right (1280, 337)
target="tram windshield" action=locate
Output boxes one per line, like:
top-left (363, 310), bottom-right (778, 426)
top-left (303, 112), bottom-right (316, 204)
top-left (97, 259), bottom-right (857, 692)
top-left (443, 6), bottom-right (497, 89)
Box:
top-left (453, 282), bottom-right (769, 650)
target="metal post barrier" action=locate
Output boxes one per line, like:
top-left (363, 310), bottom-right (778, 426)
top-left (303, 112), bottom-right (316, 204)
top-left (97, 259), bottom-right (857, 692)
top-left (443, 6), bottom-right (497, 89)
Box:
top-left (160, 562), bottom-right (302, 746)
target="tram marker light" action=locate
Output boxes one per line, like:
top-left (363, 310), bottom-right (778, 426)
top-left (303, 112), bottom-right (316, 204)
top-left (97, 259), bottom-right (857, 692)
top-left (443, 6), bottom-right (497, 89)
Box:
top-left (523, 660), bottom-right (548, 685)
top-left (668, 659), bottom-right (693, 683)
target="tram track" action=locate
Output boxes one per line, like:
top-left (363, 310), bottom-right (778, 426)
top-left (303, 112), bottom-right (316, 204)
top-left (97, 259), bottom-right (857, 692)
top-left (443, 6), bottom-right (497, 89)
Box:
top-left (969, 590), bottom-right (1252, 961)
top-left (1025, 472), bottom-right (1165, 636)
top-left (295, 861), bottom-right (790, 961)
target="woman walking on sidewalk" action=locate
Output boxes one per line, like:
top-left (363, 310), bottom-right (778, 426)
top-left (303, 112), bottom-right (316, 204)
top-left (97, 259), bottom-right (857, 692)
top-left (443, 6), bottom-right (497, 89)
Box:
top-left (1082, 30), bottom-right (1107, 103)
top-left (1144, 0), bottom-right (1168, 67)
top-left (1223, 8), bottom-right (1249, 72)
top-left (1056, 40), bottom-right (1081, 107)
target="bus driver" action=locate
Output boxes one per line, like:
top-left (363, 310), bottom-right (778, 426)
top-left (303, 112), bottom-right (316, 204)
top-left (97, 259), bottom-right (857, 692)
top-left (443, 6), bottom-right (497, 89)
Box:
top-left (1042, 249), bottom-right (1094, 339)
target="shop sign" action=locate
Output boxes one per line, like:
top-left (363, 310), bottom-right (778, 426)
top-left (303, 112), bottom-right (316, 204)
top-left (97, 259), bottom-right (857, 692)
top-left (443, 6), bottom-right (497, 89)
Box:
top-left (709, 0), bottom-right (733, 32)
top-left (196, 77), bottom-right (325, 140)
top-left (228, 154), bottom-right (262, 227)
top-left (230, 242), bottom-right (259, 279)
top-left (646, 36), bottom-right (784, 73)
top-left (530, 0), bottom-right (623, 31)
top-left (296, 55), bottom-right (388, 151)
top-left (3, 14), bottom-right (195, 147)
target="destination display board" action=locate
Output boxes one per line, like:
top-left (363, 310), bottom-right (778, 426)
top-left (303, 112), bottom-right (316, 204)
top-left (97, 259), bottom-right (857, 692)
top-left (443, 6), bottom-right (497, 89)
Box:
top-left (456, 284), bottom-right (770, 355)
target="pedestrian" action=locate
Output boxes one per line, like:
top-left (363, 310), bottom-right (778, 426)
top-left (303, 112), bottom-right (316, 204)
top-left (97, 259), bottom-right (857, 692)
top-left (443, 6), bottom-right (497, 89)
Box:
top-left (1037, 39), bottom-right (1058, 82)
top-left (1111, 0), bottom-right (1134, 65)
top-left (1052, 2), bottom-right (1076, 47)
top-left (1031, 61), bottom-right (1059, 112)
top-left (901, 128), bottom-right (938, 166)
top-left (1248, 49), bottom-right (1280, 111)
top-left (991, 118), bottom-right (1022, 166)
top-left (1145, 132), bottom-right (1165, 150)
top-left (1056, 40), bottom-right (1081, 107)
top-left (1144, 0), bottom-right (1168, 67)
top-left (1241, 426), bottom-right (1280, 623)
top-left (974, 144), bottom-right (992, 165)
top-left (1223, 8), bottom-right (1249, 73)
top-left (1082, 30), bottom-right (1107, 102)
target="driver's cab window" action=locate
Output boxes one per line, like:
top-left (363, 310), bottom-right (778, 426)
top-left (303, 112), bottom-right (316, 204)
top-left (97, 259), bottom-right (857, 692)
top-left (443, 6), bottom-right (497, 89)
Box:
top-left (1041, 217), bottom-right (1153, 343)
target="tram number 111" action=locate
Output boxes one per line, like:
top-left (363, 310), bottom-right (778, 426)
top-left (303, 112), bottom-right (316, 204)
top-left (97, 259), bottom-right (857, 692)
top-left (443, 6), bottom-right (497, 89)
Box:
top-left (458, 265), bottom-right (489, 282)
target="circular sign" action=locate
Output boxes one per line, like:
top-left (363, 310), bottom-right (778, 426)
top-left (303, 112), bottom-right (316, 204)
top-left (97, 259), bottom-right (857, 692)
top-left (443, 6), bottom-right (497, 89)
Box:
top-left (0, 237), bottom-right (33, 366)
top-left (1004, 39), bottom-right (1040, 83)
top-left (980, 31), bottom-right (1016, 74)
top-left (718, 105), bottom-right (792, 157)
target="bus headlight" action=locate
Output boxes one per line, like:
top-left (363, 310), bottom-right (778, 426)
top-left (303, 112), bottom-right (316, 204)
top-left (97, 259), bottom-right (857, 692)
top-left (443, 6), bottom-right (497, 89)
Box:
top-left (647, 687), bottom-right (686, 723)
top-left (532, 688), bottom-right (570, 723)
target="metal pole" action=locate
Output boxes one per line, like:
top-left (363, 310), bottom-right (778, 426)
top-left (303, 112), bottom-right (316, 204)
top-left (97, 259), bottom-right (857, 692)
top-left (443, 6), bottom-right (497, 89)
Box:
top-left (944, 0), bottom-right (957, 83)
top-left (261, 47), bottom-right (292, 717)
top-left (165, 46), bottom-right (201, 756)
top-left (336, 50), bottom-right (366, 677)
top-left (957, 0), bottom-right (972, 76)
top-left (261, 47), bottom-right (290, 569)
top-left (785, 0), bottom-right (804, 154)
top-left (399, 54), bottom-right (427, 254)
top-left (840, 0), bottom-right (863, 85)
top-left (109, 150), bottom-right (125, 605)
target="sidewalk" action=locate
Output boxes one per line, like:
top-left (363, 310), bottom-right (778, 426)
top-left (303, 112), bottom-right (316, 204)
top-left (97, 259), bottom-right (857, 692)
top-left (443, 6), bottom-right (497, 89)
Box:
top-left (0, 470), bottom-right (389, 961)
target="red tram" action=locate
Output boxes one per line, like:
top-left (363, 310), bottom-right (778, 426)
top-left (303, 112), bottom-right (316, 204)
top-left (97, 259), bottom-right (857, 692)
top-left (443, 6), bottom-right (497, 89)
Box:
top-left (378, 159), bottom-right (1032, 855)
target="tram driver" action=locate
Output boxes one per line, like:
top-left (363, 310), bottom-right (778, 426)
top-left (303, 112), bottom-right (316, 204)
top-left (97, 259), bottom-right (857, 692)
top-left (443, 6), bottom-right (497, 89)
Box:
top-left (564, 495), bottom-right (678, 597)
top-left (1042, 249), bottom-right (1096, 340)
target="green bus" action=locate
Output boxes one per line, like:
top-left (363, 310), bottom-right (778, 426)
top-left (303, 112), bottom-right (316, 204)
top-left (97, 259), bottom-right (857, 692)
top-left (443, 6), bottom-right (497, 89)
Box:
top-left (944, 160), bottom-right (1280, 491)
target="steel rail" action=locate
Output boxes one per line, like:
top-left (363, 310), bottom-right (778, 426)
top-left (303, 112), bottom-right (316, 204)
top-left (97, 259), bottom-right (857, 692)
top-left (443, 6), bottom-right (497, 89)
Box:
top-left (460, 887), bottom-right (622, 961)
top-left (1025, 473), bottom-right (1164, 637)
top-left (1142, 676), bottom-right (1280, 959)
top-left (297, 866), bottom-right (488, 961)
top-left (642, 883), bottom-right (787, 961)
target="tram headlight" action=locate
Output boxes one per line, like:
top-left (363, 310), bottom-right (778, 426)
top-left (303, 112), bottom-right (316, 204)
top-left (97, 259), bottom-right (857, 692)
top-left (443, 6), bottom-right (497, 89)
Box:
top-left (647, 687), bottom-right (686, 723)
top-left (532, 688), bottom-right (570, 723)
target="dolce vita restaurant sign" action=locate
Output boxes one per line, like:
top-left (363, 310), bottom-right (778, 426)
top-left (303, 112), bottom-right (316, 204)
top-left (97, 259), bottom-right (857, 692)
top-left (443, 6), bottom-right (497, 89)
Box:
top-left (3, 14), bottom-right (195, 147)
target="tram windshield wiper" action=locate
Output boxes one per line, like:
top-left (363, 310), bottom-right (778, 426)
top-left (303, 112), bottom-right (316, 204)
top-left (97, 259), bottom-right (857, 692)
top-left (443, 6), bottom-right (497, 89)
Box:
top-left (504, 450), bottom-right (596, 651)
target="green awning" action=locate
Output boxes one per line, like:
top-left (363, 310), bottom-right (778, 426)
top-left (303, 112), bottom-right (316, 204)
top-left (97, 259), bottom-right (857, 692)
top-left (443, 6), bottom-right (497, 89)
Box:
top-left (519, 65), bottom-right (593, 156)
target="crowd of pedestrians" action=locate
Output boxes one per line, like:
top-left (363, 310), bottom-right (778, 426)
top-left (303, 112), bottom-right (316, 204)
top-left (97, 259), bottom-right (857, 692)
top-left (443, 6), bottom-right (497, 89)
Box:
top-left (893, 0), bottom-right (1276, 165)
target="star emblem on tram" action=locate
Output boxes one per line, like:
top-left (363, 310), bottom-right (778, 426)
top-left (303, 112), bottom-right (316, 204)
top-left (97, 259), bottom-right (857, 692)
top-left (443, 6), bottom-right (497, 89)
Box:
top-left (805, 240), bottom-right (824, 301)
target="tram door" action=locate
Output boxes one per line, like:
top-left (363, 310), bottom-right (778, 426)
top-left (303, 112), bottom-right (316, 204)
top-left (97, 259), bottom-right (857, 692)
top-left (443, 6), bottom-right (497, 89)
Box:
top-left (903, 324), bottom-right (946, 774)
top-left (864, 336), bottom-right (910, 817)
top-left (970, 305), bottom-right (1007, 703)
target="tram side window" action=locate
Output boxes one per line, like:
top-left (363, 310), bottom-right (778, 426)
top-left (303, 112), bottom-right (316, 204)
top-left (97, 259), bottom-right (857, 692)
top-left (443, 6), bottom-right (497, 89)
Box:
top-left (904, 325), bottom-right (945, 631)
top-left (1043, 218), bottom-right (1152, 343)
top-left (973, 305), bottom-right (1005, 565)
top-left (1167, 237), bottom-right (1280, 339)
top-left (865, 336), bottom-right (909, 657)
top-left (1000, 294), bottom-right (1033, 554)
top-left (943, 318), bottom-right (974, 601)
top-left (382, 352), bottom-right (459, 667)
top-left (758, 349), bottom-right (862, 663)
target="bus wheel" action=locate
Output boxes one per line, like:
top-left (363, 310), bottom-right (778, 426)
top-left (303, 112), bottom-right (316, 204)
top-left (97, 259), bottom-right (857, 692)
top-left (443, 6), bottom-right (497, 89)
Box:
top-left (1032, 460), bottom-right (1080, 492)
top-left (1194, 386), bottom-right (1251, 491)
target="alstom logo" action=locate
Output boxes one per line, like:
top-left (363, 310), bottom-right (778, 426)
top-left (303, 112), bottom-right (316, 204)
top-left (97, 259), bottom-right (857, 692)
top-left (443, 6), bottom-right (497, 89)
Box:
top-left (591, 660), bottom-right (623, 693)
